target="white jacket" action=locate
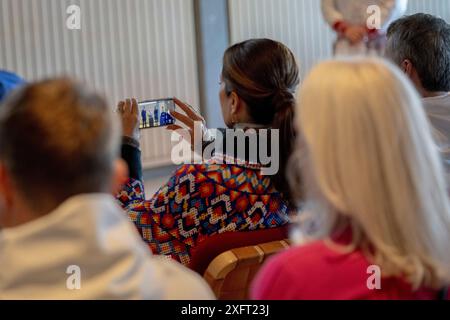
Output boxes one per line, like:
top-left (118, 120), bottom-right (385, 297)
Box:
top-left (321, 0), bottom-right (408, 33)
top-left (0, 194), bottom-right (214, 300)
top-left (423, 94), bottom-right (450, 183)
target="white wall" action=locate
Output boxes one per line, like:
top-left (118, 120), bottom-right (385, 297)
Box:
top-left (2, 0), bottom-right (449, 198)
top-left (407, 0), bottom-right (450, 16)
top-left (0, 0), bottom-right (199, 169)
top-left (229, 0), bottom-right (450, 78)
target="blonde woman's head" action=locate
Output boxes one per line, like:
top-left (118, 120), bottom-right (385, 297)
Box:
top-left (294, 57), bottom-right (450, 289)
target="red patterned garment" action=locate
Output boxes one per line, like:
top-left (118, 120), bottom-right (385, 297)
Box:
top-left (117, 162), bottom-right (290, 266)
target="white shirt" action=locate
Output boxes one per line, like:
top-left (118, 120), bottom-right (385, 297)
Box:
top-left (0, 194), bottom-right (214, 300)
top-left (321, 0), bottom-right (408, 33)
top-left (423, 93), bottom-right (450, 175)
top-left (322, 0), bottom-right (408, 55)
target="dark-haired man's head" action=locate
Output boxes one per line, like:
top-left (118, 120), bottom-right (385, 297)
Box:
top-left (386, 13), bottom-right (450, 97)
top-left (0, 79), bottom-right (127, 227)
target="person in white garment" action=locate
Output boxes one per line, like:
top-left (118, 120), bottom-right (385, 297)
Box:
top-left (0, 78), bottom-right (214, 300)
top-left (321, 0), bottom-right (408, 55)
top-left (385, 13), bottom-right (450, 183)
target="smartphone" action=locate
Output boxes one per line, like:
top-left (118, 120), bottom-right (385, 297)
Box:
top-left (138, 98), bottom-right (176, 129)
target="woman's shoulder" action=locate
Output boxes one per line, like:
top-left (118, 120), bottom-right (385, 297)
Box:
top-left (252, 240), bottom-right (371, 299)
top-left (254, 240), bottom-right (444, 300)
top-left (266, 239), bottom-right (369, 272)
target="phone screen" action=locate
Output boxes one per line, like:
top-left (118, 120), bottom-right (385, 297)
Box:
top-left (138, 98), bottom-right (175, 129)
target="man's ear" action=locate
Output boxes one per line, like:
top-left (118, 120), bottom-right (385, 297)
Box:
top-left (111, 159), bottom-right (129, 195)
top-left (401, 59), bottom-right (424, 93)
top-left (401, 59), bottom-right (414, 76)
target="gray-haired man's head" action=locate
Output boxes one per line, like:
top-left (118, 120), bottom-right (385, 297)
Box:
top-left (386, 13), bottom-right (450, 94)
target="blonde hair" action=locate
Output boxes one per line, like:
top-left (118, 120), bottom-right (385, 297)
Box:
top-left (294, 57), bottom-right (450, 289)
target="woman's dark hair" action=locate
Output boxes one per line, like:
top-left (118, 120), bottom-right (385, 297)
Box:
top-left (222, 38), bottom-right (300, 208)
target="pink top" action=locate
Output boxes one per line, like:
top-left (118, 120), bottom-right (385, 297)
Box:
top-left (251, 239), bottom-right (448, 300)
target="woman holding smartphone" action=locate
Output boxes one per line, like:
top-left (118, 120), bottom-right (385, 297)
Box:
top-left (116, 39), bottom-right (300, 266)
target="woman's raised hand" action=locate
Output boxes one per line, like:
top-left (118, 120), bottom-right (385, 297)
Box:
top-left (117, 98), bottom-right (140, 141)
top-left (166, 98), bottom-right (206, 146)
